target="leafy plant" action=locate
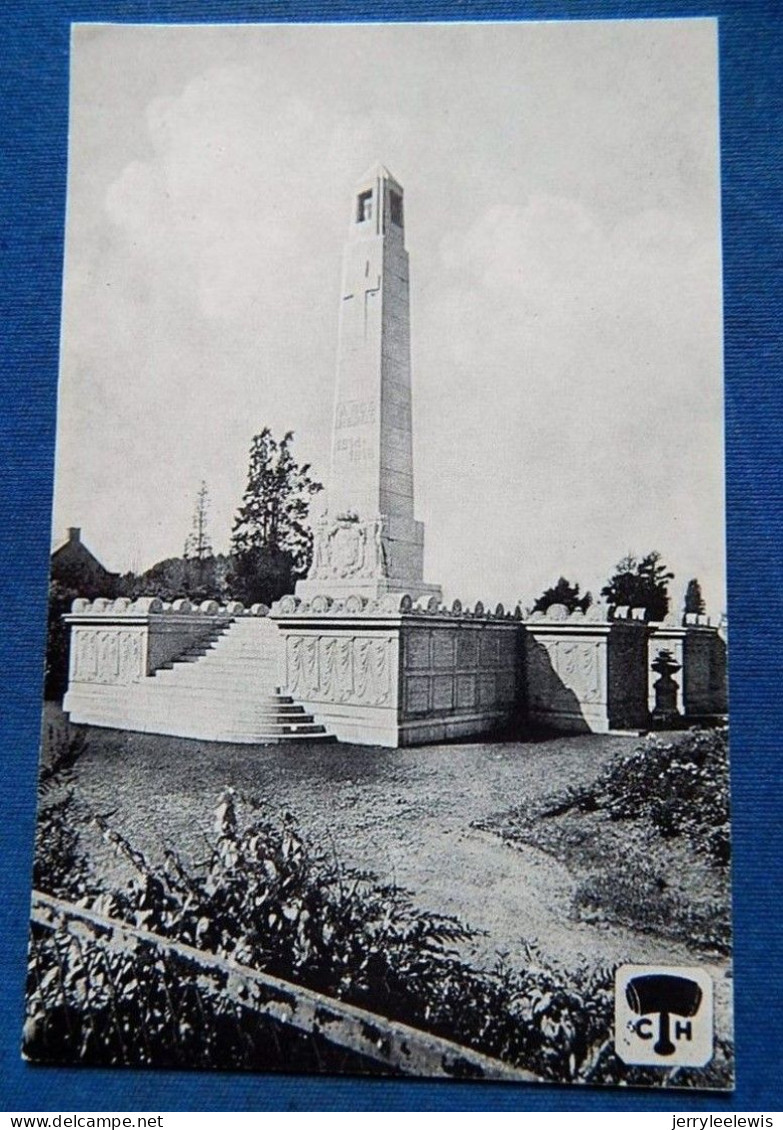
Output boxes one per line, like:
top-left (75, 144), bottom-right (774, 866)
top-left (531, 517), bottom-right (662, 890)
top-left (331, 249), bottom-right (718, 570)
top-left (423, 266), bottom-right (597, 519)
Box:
top-left (586, 729), bottom-right (730, 867)
top-left (26, 787), bottom-right (664, 1083)
top-left (684, 578), bottom-right (706, 616)
top-left (230, 428), bottom-right (322, 604)
top-left (33, 726), bottom-right (91, 898)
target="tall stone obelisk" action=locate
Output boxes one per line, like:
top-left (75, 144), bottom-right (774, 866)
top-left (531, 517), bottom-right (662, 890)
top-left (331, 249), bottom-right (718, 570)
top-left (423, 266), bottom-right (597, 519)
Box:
top-left (297, 164), bottom-right (441, 603)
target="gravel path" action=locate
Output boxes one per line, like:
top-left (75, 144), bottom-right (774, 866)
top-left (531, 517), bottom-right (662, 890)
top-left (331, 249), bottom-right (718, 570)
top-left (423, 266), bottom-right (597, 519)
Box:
top-left (61, 719), bottom-right (730, 983)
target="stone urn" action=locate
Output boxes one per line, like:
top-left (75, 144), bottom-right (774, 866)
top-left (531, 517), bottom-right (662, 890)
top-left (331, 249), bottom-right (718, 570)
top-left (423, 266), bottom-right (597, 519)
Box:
top-left (651, 648), bottom-right (682, 727)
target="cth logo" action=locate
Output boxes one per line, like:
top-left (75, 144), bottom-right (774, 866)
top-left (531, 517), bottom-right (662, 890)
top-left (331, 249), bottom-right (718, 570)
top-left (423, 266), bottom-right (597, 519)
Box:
top-left (615, 965), bottom-right (713, 1067)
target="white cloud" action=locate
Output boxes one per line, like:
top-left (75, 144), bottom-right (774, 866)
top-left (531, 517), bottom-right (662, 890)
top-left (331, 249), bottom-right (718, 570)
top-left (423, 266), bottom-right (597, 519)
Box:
top-left (55, 21), bottom-right (725, 615)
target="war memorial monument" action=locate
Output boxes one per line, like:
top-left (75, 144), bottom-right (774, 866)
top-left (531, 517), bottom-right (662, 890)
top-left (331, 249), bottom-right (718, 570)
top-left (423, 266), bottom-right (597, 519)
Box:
top-left (62, 165), bottom-right (727, 748)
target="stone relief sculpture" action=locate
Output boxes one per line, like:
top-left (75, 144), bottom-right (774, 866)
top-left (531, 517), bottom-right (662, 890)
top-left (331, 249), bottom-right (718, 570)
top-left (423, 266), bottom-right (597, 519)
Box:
top-left (73, 627), bottom-right (145, 685)
top-left (319, 636), bottom-right (356, 701)
top-left (118, 632), bottom-right (143, 682)
top-left (96, 630), bottom-right (120, 684)
top-left (558, 641), bottom-right (601, 703)
top-left (73, 630), bottom-right (98, 681)
top-left (354, 637), bottom-right (391, 705)
top-left (308, 511), bottom-right (387, 581)
top-left (286, 632), bottom-right (391, 707)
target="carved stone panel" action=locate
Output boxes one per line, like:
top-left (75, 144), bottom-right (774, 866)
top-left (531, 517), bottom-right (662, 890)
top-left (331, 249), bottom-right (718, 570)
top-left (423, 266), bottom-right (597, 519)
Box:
top-left (432, 675), bottom-right (454, 710)
top-left (285, 631), bottom-right (394, 707)
top-left (318, 637), bottom-right (339, 700)
top-left (333, 637), bottom-right (355, 702)
top-left (456, 633), bottom-right (478, 668)
top-left (72, 629), bottom-right (98, 682)
top-left (355, 637), bottom-right (392, 705)
top-left (456, 674), bottom-right (477, 708)
top-left (479, 672), bottom-right (497, 706)
top-left (118, 632), bottom-right (144, 682)
top-left (308, 513), bottom-right (387, 581)
top-left (499, 633), bottom-right (518, 664)
top-left (480, 632), bottom-right (500, 668)
top-left (497, 669), bottom-right (516, 703)
top-left (405, 675), bottom-right (430, 713)
top-left (71, 626), bottom-right (147, 685)
top-left (96, 630), bottom-right (120, 683)
top-left (287, 635), bottom-right (320, 698)
top-left (432, 631), bottom-right (456, 668)
top-left (557, 640), bottom-right (601, 704)
top-left (405, 630), bottom-right (431, 669)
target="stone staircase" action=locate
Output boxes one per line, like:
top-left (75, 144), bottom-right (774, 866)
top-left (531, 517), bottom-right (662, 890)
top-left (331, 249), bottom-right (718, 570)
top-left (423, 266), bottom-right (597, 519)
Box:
top-left (66, 618), bottom-right (334, 745)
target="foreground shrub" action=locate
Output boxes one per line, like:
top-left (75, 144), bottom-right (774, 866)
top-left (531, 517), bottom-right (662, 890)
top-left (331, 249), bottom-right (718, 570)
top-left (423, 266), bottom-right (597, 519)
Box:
top-left (33, 726), bottom-right (90, 898)
top-left (476, 728), bottom-right (732, 954)
top-left (27, 788), bottom-right (635, 1084)
top-left (585, 728), bottom-right (730, 867)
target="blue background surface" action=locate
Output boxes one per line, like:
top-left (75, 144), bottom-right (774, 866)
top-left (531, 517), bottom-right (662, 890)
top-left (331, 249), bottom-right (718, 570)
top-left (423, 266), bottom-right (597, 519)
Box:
top-left (2, 0), bottom-right (781, 1112)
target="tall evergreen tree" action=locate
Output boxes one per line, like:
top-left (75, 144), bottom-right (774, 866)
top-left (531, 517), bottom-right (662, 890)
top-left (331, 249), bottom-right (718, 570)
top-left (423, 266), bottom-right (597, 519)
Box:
top-left (230, 429), bottom-right (322, 605)
top-left (684, 577), bottom-right (706, 615)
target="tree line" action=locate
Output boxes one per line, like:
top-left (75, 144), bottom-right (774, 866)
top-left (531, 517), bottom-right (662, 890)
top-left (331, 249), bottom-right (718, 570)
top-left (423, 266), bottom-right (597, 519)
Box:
top-left (531, 556), bottom-right (705, 622)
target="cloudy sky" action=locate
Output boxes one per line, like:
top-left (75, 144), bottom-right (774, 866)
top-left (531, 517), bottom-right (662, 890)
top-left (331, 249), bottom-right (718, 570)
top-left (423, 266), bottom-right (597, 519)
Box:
top-left (54, 18), bottom-right (725, 613)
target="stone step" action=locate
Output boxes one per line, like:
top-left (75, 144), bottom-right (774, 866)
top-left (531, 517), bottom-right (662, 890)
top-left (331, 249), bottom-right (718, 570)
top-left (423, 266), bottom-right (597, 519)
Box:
top-left (142, 693), bottom-right (303, 709)
top-left (128, 703), bottom-right (319, 726)
top-left (147, 681), bottom-right (287, 700)
top-left (167, 642), bottom-right (274, 653)
top-left (152, 655), bottom-right (281, 670)
top-left (66, 697), bottom-right (327, 736)
top-left (151, 668), bottom-right (281, 685)
top-left (129, 701), bottom-right (315, 721)
top-left (64, 616), bottom-right (333, 745)
top-left (68, 713), bottom-right (335, 744)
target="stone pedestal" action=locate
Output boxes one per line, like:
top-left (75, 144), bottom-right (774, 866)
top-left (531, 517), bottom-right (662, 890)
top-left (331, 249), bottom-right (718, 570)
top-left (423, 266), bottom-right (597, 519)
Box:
top-left (271, 594), bottom-right (519, 748)
top-left (295, 512), bottom-right (441, 604)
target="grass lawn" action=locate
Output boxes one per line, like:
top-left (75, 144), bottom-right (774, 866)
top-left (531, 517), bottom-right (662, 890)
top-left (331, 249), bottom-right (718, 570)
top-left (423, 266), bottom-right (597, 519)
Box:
top-left (475, 729), bottom-right (732, 956)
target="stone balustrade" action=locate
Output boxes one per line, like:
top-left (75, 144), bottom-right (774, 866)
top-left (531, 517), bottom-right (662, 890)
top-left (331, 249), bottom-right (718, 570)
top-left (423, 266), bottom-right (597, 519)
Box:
top-left (69, 596), bottom-right (270, 617)
top-left (62, 589), bottom-right (728, 745)
top-left (271, 591), bottom-right (523, 620)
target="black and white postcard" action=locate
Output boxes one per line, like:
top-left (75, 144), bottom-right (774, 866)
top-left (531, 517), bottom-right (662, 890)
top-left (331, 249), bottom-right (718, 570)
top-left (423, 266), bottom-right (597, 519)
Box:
top-left (26, 19), bottom-right (732, 1089)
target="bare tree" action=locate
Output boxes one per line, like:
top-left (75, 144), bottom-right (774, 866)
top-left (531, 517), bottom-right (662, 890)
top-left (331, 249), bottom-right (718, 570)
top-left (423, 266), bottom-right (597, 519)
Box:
top-left (184, 481), bottom-right (213, 562)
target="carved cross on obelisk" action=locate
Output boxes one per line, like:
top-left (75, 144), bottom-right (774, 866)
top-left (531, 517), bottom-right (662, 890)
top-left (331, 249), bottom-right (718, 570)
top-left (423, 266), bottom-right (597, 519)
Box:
top-left (296, 164), bottom-right (441, 603)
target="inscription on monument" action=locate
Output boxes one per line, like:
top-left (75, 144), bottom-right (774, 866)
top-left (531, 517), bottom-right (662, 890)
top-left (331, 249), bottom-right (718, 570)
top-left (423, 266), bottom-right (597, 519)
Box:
top-left (335, 399), bottom-right (377, 429)
top-left (334, 436), bottom-right (374, 465)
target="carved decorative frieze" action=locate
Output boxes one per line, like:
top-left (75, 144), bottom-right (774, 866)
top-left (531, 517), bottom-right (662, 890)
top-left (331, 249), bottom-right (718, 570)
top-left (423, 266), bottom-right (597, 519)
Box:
top-left (72, 626), bottom-right (145, 685)
top-left (286, 633), bottom-right (392, 707)
top-left (271, 590), bottom-right (520, 621)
